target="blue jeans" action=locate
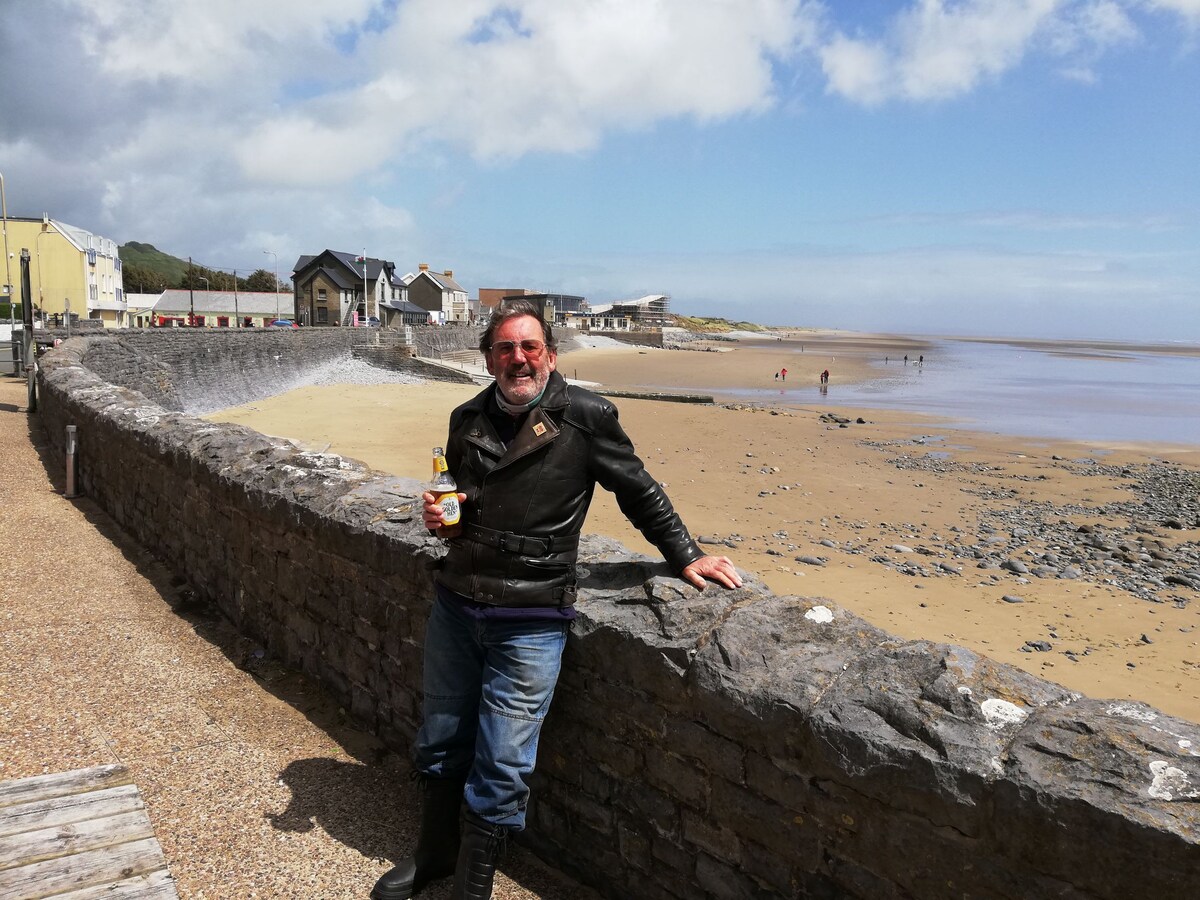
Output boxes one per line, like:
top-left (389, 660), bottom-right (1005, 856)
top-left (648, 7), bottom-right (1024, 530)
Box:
top-left (412, 597), bottom-right (568, 831)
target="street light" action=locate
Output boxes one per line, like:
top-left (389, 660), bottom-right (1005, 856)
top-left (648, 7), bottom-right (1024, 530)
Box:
top-left (263, 249), bottom-right (279, 320)
top-left (0, 171), bottom-right (11, 327)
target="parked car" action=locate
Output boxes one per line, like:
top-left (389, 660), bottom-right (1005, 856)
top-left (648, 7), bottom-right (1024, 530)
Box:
top-left (366, 316), bottom-right (381, 327)
top-left (269, 319), bottom-right (299, 328)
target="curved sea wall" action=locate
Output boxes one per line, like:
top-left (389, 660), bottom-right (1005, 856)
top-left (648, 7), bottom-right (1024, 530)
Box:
top-left (36, 330), bottom-right (1199, 900)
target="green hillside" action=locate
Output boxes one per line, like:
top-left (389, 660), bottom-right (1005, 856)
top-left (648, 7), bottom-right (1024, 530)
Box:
top-left (119, 242), bottom-right (191, 287)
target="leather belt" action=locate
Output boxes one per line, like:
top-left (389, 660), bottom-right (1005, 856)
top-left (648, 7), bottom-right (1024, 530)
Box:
top-left (463, 523), bottom-right (579, 558)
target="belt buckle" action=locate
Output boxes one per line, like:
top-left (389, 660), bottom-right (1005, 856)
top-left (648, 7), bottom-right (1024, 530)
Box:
top-left (499, 532), bottom-right (525, 554)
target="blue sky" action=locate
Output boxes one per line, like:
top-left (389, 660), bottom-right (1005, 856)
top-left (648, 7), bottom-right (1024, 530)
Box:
top-left (2, 0), bottom-right (1197, 340)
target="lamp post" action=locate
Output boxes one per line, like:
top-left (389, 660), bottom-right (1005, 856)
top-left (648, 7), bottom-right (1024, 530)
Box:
top-left (0, 171), bottom-right (11, 327)
top-left (263, 249), bottom-right (279, 320)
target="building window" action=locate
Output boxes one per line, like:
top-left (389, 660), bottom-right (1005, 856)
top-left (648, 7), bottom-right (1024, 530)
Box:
top-left (318, 288), bottom-right (327, 301)
top-left (317, 307), bottom-right (329, 323)
top-left (217, 316), bottom-right (229, 327)
top-left (194, 315), bottom-right (206, 327)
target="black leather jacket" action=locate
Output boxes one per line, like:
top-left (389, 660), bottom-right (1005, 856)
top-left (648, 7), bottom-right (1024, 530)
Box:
top-left (436, 371), bottom-right (704, 607)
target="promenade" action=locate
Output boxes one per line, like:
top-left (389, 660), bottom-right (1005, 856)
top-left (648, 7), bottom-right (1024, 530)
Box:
top-left (0, 377), bottom-right (591, 899)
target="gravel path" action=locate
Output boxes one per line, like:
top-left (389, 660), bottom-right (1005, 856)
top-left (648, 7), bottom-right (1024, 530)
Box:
top-left (0, 376), bottom-right (595, 900)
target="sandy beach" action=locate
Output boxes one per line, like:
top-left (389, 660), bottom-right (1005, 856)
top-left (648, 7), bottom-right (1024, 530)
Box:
top-left (209, 333), bottom-right (1200, 723)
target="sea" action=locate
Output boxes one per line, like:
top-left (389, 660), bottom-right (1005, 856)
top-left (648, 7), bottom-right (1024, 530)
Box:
top-left (716, 337), bottom-right (1200, 449)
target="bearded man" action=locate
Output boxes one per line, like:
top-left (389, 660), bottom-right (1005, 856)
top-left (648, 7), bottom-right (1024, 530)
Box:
top-left (372, 299), bottom-right (740, 900)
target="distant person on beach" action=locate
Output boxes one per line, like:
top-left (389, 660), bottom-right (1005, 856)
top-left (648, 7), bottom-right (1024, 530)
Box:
top-left (372, 299), bottom-right (742, 900)
top-left (781, 367), bottom-right (788, 381)
top-left (904, 354), bottom-right (909, 366)
top-left (774, 371), bottom-right (779, 381)
top-left (919, 354), bottom-right (924, 365)
top-left (820, 369), bottom-right (829, 384)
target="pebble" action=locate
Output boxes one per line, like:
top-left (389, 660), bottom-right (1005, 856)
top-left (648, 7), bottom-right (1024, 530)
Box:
top-left (1002, 595), bottom-right (1025, 604)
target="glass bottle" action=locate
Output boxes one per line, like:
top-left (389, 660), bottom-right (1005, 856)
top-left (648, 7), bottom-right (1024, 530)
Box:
top-left (431, 447), bottom-right (462, 537)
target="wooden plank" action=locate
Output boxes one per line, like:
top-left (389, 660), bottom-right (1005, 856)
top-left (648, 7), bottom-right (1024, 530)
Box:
top-left (0, 784), bottom-right (142, 839)
top-left (0, 765), bottom-right (131, 809)
top-left (0, 808), bottom-right (155, 870)
top-left (0, 836), bottom-right (168, 900)
top-left (45, 867), bottom-right (178, 899)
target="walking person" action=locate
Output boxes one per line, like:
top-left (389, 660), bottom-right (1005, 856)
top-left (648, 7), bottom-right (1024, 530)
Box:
top-left (371, 300), bottom-right (741, 900)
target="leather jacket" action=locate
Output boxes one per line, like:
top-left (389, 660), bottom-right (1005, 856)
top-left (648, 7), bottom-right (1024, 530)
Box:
top-left (436, 371), bottom-right (704, 607)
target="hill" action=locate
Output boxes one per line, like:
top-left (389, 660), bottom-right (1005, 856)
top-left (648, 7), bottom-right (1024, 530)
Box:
top-left (119, 242), bottom-right (192, 287)
top-left (667, 314), bottom-right (768, 333)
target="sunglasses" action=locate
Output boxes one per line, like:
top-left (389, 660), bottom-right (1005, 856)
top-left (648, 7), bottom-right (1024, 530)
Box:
top-left (489, 339), bottom-right (547, 358)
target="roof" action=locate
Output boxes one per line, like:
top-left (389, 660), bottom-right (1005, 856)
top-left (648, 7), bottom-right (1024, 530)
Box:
top-left (294, 250), bottom-right (397, 286)
top-left (404, 269), bottom-right (466, 293)
top-left (154, 290), bottom-right (285, 316)
top-left (381, 299), bottom-right (431, 316)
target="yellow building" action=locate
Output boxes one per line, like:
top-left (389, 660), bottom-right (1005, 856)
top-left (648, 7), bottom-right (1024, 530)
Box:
top-left (4, 217), bottom-right (125, 327)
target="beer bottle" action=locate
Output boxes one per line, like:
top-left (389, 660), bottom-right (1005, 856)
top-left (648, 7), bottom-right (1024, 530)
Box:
top-left (431, 447), bottom-right (462, 538)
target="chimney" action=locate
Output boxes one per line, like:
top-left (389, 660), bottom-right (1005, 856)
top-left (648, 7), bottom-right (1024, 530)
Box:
top-left (419, 263), bottom-right (429, 272)
top-left (443, 270), bottom-right (453, 278)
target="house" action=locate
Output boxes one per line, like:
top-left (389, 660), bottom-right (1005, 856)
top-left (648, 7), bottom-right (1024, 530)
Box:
top-left (149, 290), bottom-right (285, 327)
top-left (379, 297), bottom-right (435, 327)
top-left (403, 264), bottom-right (469, 324)
top-left (292, 250), bottom-right (406, 326)
top-left (2, 216), bottom-right (125, 327)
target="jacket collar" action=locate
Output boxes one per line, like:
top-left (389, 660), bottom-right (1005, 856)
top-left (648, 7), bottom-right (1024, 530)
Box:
top-left (463, 370), bottom-right (570, 468)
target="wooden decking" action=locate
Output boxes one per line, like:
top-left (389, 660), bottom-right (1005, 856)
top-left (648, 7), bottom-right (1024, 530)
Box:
top-left (0, 764), bottom-right (177, 899)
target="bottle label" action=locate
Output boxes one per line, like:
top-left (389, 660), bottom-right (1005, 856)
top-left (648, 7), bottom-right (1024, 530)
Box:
top-left (434, 456), bottom-right (449, 474)
top-left (437, 492), bottom-right (461, 525)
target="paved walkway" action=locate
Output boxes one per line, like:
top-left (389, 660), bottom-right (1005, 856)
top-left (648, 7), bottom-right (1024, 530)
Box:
top-left (0, 377), bottom-right (593, 899)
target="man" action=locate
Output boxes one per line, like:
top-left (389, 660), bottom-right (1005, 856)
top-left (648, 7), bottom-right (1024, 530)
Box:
top-left (371, 300), bottom-right (741, 900)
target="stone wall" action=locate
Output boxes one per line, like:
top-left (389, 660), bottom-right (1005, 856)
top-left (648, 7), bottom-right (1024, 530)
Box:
top-left (586, 330), bottom-right (664, 348)
top-left (34, 330), bottom-right (1200, 900)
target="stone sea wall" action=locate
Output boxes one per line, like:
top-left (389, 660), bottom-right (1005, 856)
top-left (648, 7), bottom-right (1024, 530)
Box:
top-left (35, 330), bottom-right (1200, 900)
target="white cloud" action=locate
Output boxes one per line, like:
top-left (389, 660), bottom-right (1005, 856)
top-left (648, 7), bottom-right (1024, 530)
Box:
top-left (821, 0), bottom-right (1064, 104)
top-left (79, 0), bottom-right (377, 83)
top-left (231, 0), bottom-right (815, 182)
top-left (1143, 0), bottom-right (1200, 21)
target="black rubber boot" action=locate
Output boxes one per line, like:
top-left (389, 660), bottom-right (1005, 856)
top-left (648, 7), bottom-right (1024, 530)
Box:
top-left (371, 776), bottom-right (466, 899)
top-left (450, 812), bottom-right (509, 900)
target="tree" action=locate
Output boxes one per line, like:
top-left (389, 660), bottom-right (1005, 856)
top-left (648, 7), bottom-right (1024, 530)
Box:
top-left (122, 262), bottom-right (169, 293)
top-left (245, 268), bottom-right (282, 293)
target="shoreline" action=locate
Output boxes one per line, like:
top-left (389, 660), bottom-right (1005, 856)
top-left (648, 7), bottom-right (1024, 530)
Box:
top-left (208, 331), bottom-right (1200, 722)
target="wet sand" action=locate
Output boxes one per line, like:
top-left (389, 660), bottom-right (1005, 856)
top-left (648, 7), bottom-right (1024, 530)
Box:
top-left (209, 333), bottom-right (1200, 723)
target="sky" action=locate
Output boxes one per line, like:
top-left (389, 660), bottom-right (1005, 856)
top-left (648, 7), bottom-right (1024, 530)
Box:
top-left (1, 0), bottom-right (1197, 340)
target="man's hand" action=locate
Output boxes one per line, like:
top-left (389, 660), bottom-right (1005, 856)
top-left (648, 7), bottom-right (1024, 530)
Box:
top-left (423, 490), bottom-right (466, 530)
top-left (681, 555), bottom-right (742, 590)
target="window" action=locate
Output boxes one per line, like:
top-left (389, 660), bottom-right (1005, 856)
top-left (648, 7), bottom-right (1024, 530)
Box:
top-left (194, 315), bottom-right (206, 327)
top-left (317, 307), bottom-right (329, 323)
top-left (217, 317), bottom-right (229, 327)
top-left (318, 288), bottom-right (327, 302)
